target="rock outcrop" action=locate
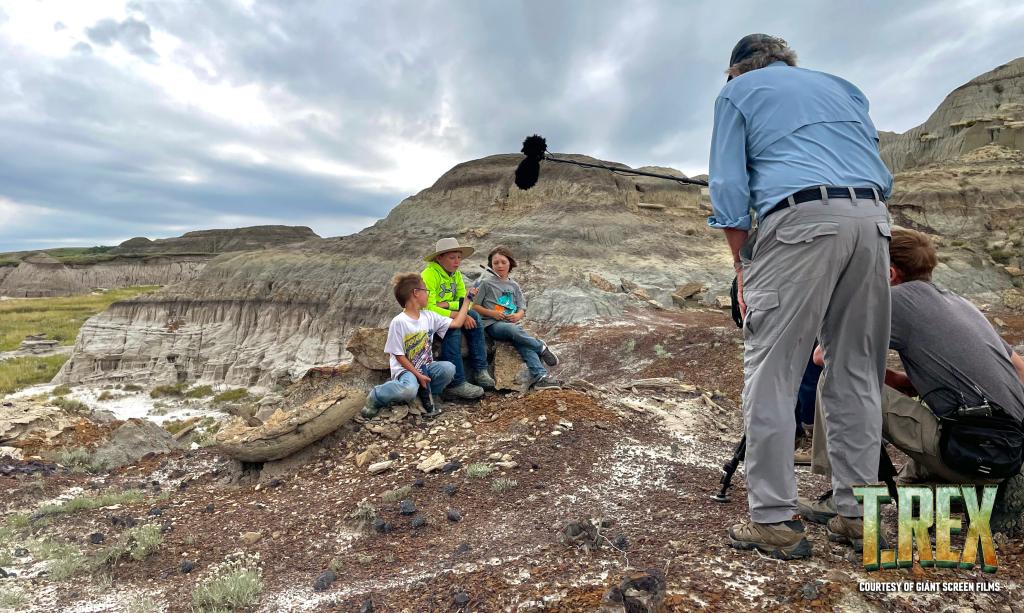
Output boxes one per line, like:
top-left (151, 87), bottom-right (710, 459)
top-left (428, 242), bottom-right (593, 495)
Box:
top-left (879, 58), bottom-right (1024, 306)
top-left (880, 58), bottom-right (1024, 173)
top-left (109, 225), bottom-right (319, 255)
top-left (57, 155), bottom-right (719, 387)
top-left (0, 226), bottom-right (320, 298)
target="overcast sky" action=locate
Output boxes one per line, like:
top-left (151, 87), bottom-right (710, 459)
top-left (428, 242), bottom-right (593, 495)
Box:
top-left (1, 1), bottom-right (1021, 252)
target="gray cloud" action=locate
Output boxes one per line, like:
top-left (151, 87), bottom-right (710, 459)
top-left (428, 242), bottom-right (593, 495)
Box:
top-left (1, 0), bottom-right (1022, 252)
top-left (54, 21), bottom-right (65, 31)
top-left (86, 17), bottom-right (158, 61)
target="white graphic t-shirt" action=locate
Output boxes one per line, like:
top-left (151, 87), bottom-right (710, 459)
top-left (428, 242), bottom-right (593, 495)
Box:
top-left (384, 310), bottom-right (452, 379)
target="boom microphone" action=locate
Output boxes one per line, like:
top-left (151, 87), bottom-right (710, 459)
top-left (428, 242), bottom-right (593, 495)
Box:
top-left (513, 134), bottom-right (709, 190)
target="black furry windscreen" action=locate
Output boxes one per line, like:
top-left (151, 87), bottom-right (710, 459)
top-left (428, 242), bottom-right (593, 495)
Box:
top-left (514, 134), bottom-right (547, 190)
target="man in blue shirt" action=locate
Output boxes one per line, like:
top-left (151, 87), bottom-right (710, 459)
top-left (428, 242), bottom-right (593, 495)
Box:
top-left (709, 34), bottom-right (893, 559)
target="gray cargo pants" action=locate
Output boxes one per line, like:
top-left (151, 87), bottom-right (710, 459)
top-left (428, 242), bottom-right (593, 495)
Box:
top-left (741, 193), bottom-right (891, 522)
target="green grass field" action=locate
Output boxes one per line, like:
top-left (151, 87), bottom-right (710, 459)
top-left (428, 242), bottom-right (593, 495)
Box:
top-left (0, 287), bottom-right (158, 351)
top-left (0, 286), bottom-right (159, 395)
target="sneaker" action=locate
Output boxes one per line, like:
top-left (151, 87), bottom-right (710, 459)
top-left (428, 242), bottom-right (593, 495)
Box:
top-left (798, 491), bottom-right (838, 525)
top-left (473, 369), bottom-right (496, 390)
top-left (539, 343), bottom-right (559, 367)
top-left (444, 381), bottom-right (484, 400)
top-left (728, 518), bottom-right (812, 560)
top-left (532, 375), bottom-right (563, 390)
top-left (361, 394), bottom-right (380, 419)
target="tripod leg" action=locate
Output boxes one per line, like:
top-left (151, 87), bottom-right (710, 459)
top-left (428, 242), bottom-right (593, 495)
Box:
top-left (712, 434), bottom-right (747, 502)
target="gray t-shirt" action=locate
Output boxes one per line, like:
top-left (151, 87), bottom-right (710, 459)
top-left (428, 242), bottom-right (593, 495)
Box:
top-left (475, 277), bottom-right (526, 327)
top-left (890, 281), bottom-right (1024, 421)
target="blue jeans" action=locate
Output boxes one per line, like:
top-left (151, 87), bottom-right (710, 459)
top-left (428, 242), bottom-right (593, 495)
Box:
top-left (486, 321), bottom-right (547, 380)
top-left (440, 310), bottom-right (488, 386)
top-left (795, 350), bottom-right (823, 432)
top-left (368, 361), bottom-right (455, 409)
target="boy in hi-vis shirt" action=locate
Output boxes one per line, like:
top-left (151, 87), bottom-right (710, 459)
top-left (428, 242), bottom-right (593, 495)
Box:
top-left (361, 273), bottom-right (478, 418)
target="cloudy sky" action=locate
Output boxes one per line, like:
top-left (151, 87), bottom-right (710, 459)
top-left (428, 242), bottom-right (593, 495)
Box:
top-left (0, 1), bottom-right (1021, 252)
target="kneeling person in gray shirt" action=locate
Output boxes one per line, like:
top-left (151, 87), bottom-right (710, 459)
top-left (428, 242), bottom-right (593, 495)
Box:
top-left (803, 228), bottom-right (1024, 530)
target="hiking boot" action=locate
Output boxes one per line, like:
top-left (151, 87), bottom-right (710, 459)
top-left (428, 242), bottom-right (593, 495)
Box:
top-left (827, 515), bottom-right (865, 552)
top-left (794, 436), bottom-right (812, 465)
top-left (798, 491), bottom-right (838, 525)
top-left (444, 381), bottom-right (484, 400)
top-left (473, 369), bottom-right (496, 390)
top-left (361, 395), bottom-right (380, 419)
top-left (539, 343), bottom-right (559, 367)
top-left (728, 518), bottom-right (812, 560)
top-left (532, 375), bottom-right (563, 391)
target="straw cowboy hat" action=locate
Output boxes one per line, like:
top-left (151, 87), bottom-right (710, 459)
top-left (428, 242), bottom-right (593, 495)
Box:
top-left (424, 237), bottom-right (475, 262)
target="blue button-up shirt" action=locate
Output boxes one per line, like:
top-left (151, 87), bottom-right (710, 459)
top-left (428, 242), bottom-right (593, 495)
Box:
top-left (707, 62), bottom-right (893, 230)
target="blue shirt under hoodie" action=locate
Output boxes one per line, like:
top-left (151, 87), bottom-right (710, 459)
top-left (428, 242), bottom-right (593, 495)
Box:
top-left (707, 62), bottom-right (894, 231)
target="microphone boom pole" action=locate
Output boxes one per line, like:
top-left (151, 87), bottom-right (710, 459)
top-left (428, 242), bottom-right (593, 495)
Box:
top-left (514, 134), bottom-right (708, 190)
top-left (542, 155), bottom-right (709, 187)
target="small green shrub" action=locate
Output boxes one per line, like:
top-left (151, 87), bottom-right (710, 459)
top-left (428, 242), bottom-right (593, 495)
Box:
top-left (97, 390), bottom-right (115, 401)
top-left (653, 344), bottom-right (672, 359)
top-left (349, 503), bottom-right (377, 531)
top-left (0, 587), bottom-right (27, 608)
top-left (466, 463), bottom-right (493, 479)
top-left (51, 384), bottom-right (72, 396)
top-left (491, 477), bottom-right (518, 493)
top-left (128, 524), bottom-right (163, 561)
top-left (6, 513), bottom-right (30, 530)
top-left (123, 384), bottom-right (143, 392)
top-left (990, 249), bottom-right (1014, 265)
top-left (56, 448), bottom-right (107, 474)
top-left (380, 486), bottom-right (412, 504)
top-left (126, 595), bottom-right (163, 613)
top-left (191, 553), bottom-right (263, 612)
top-left (213, 388), bottom-right (249, 403)
top-left (27, 538), bottom-right (87, 580)
top-left (150, 383), bottom-right (187, 399)
top-left (162, 419), bottom-right (192, 435)
top-left (52, 396), bottom-right (90, 414)
top-left (37, 490), bottom-right (144, 517)
top-left (185, 385), bottom-right (214, 398)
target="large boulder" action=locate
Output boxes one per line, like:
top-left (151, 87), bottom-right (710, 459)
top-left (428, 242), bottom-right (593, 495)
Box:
top-left (91, 419), bottom-right (181, 469)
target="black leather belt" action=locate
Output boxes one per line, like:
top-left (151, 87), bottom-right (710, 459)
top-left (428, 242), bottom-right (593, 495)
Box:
top-left (762, 186), bottom-right (882, 221)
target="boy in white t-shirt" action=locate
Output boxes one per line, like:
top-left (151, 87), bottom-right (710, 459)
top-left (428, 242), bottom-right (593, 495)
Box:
top-left (361, 273), bottom-right (478, 418)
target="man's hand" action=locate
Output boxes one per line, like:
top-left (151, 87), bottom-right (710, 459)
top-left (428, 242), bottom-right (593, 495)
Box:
top-left (463, 316), bottom-right (477, 330)
top-left (414, 371), bottom-right (431, 388)
top-left (508, 311), bottom-right (524, 323)
top-left (812, 345), bottom-right (824, 367)
top-left (723, 227), bottom-right (749, 319)
top-left (467, 286), bottom-right (479, 300)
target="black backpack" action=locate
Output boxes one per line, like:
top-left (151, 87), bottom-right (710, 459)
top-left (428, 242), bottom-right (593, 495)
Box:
top-left (939, 411), bottom-right (1024, 479)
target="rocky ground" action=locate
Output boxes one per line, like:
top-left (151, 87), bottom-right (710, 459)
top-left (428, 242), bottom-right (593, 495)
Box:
top-left (2, 305), bottom-right (1023, 612)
